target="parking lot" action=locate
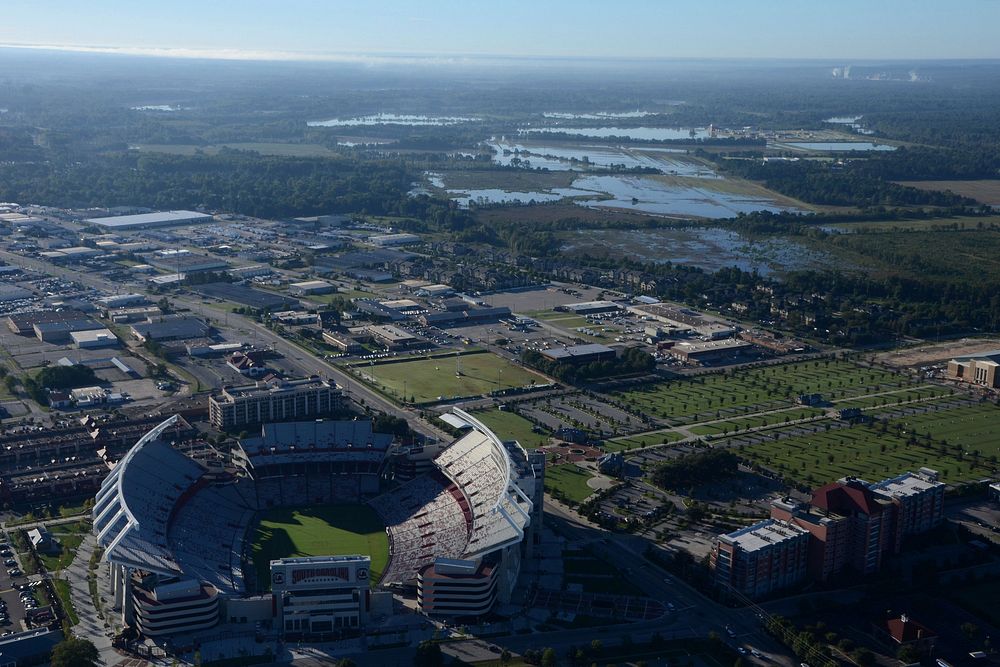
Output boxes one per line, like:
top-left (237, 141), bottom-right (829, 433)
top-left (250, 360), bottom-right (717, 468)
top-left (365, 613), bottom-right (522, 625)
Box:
top-left (0, 533), bottom-right (50, 634)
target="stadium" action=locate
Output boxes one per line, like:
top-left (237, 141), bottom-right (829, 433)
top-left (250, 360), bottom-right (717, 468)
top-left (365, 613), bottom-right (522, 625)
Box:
top-left (92, 409), bottom-right (543, 639)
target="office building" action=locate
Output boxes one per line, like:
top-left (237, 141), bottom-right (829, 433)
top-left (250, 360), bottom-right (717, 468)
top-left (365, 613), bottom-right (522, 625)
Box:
top-left (208, 377), bottom-right (343, 429)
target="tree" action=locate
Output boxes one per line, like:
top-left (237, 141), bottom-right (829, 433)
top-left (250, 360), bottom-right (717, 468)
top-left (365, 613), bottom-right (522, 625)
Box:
top-left (541, 647), bottom-right (558, 667)
top-left (335, 660), bottom-right (358, 667)
top-left (50, 637), bottom-right (101, 667)
top-left (414, 640), bottom-right (444, 667)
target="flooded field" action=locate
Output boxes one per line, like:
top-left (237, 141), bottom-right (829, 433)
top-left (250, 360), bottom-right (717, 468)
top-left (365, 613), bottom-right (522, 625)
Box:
top-left (523, 126), bottom-right (712, 141)
top-left (308, 113), bottom-right (477, 127)
top-left (542, 111), bottom-right (657, 119)
top-left (560, 227), bottom-right (836, 275)
top-left (415, 161), bottom-right (800, 216)
top-left (570, 175), bottom-right (803, 218)
top-left (487, 139), bottom-right (717, 176)
top-left (778, 141), bottom-right (895, 152)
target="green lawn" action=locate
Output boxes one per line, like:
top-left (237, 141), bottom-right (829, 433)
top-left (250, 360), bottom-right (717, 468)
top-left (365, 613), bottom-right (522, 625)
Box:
top-left (251, 504), bottom-right (388, 591)
top-left (362, 352), bottom-right (547, 404)
top-left (470, 408), bottom-right (550, 449)
top-left (889, 402), bottom-right (1000, 460)
top-left (605, 430), bottom-right (684, 452)
top-left (607, 359), bottom-right (914, 425)
top-left (687, 407), bottom-right (823, 436)
top-left (736, 421), bottom-right (992, 486)
top-left (38, 520), bottom-right (91, 573)
top-left (545, 464), bottom-right (597, 503)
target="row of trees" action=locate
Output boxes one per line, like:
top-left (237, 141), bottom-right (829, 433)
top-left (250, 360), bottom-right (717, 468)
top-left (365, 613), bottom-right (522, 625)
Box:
top-left (521, 347), bottom-right (655, 384)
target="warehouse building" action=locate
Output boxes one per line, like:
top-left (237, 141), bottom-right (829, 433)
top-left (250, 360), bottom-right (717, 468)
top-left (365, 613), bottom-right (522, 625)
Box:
top-left (368, 233), bottom-right (421, 247)
top-left (33, 317), bottom-right (105, 343)
top-left (668, 338), bottom-right (752, 364)
top-left (146, 251), bottom-right (229, 274)
top-left (130, 317), bottom-right (210, 343)
top-left (289, 280), bottom-right (335, 296)
top-left (556, 300), bottom-right (622, 315)
top-left (540, 343), bottom-right (616, 365)
top-left (84, 210), bottom-right (213, 230)
top-left (366, 324), bottom-right (419, 350)
top-left (71, 328), bottom-right (119, 349)
top-left (96, 293), bottom-right (148, 309)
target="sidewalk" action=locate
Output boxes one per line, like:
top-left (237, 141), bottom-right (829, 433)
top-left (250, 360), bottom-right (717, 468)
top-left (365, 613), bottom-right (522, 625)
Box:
top-left (62, 532), bottom-right (119, 666)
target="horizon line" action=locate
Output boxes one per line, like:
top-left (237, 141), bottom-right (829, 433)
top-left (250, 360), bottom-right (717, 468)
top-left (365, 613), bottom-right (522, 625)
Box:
top-left (1, 42), bottom-right (997, 65)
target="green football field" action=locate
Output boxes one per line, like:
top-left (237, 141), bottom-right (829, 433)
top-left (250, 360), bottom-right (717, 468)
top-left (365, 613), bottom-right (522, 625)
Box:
top-left (363, 352), bottom-right (547, 404)
top-left (250, 504), bottom-right (389, 590)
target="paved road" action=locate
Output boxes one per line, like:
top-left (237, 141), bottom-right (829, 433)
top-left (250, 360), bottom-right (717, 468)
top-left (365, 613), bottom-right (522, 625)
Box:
top-left (0, 249), bottom-right (447, 441)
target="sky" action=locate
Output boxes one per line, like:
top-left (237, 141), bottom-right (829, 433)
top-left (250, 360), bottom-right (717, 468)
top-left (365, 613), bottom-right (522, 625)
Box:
top-left (1, 0), bottom-right (998, 62)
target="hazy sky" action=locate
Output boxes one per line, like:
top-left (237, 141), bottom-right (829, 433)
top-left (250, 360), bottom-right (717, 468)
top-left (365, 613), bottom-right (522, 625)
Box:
top-left (2, 0), bottom-right (998, 61)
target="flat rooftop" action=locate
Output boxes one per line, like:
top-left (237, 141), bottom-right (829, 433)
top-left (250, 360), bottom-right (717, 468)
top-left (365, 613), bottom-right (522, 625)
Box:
top-left (721, 519), bottom-right (807, 552)
top-left (541, 343), bottom-right (615, 360)
top-left (84, 210), bottom-right (213, 229)
top-left (869, 472), bottom-right (943, 498)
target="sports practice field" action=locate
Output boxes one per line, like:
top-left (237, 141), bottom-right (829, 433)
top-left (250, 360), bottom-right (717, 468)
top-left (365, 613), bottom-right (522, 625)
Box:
top-left (250, 504), bottom-right (388, 590)
top-left (362, 352), bottom-right (547, 404)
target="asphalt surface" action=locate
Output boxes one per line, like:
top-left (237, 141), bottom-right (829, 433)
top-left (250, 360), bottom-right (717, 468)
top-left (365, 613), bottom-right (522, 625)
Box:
top-left (0, 249), bottom-right (447, 441)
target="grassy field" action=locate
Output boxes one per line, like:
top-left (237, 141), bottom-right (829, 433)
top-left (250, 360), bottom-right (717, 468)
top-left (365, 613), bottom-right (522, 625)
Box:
top-left (687, 407), bottom-right (823, 436)
top-left (737, 422), bottom-right (990, 486)
top-left (897, 181), bottom-right (1000, 206)
top-left (609, 359), bottom-right (909, 425)
top-left (362, 352), bottom-right (546, 404)
top-left (604, 430), bottom-right (684, 452)
top-left (470, 408), bottom-right (550, 449)
top-left (890, 402), bottom-right (1000, 459)
top-left (830, 384), bottom-right (952, 410)
top-left (545, 464), bottom-right (597, 503)
top-left (250, 504), bottom-right (388, 591)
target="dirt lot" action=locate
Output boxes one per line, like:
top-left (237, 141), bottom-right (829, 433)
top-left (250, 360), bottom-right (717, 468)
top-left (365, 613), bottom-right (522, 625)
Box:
top-left (875, 338), bottom-right (1000, 368)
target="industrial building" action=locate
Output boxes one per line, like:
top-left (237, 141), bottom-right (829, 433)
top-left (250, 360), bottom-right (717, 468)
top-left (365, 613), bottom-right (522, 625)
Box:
top-left (557, 300), bottom-right (622, 315)
top-left (130, 317), bottom-right (210, 343)
top-left (208, 376), bottom-right (343, 429)
top-left (629, 303), bottom-right (738, 339)
top-left (96, 293), bottom-right (148, 309)
top-left (366, 324), bottom-right (419, 349)
top-left (84, 210), bottom-right (213, 230)
top-left (71, 328), bottom-right (119, 349)
top-left (33, 317), bottom-right (105, 343)
top-left (539, 343), bottom-right (616, 365)
top-left (368, 233), bottom-right (421, 247)
top-left (289, 279), bottom-right (335, 296)
top-left (146, 250), bottom-right (229, 274)
top-left (668, 338), bottom-right (752, 364)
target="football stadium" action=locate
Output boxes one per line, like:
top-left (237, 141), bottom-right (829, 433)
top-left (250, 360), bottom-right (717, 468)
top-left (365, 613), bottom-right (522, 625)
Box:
top-left (92, 410), bottom-right (544, 639)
